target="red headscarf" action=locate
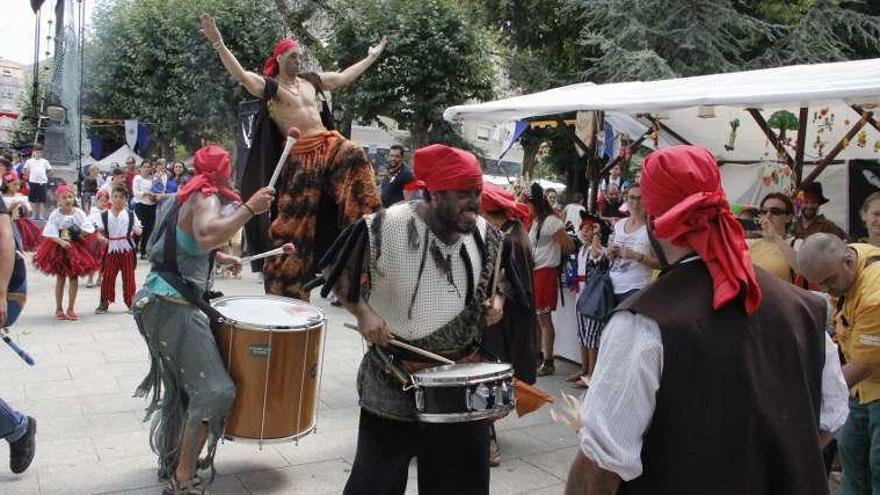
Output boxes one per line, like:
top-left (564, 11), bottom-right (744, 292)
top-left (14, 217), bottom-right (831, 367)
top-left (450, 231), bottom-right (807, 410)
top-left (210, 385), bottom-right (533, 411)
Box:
top-left (481, 181), bottom-right (531, 225)
top-left (641, 145), bottom-right (762, 315)
top-left (262, 38), bottom-right (299, 78)
top-left (177, 145), bottom-right (241, 204)
top-left (403, 179), bottom-right (426, 192)
top-left (55, 184), bottom-right (73, 197)
top-left (413, 144), bottom-right (483, 193)
top-left (2, 173), bottom-right (17, 184)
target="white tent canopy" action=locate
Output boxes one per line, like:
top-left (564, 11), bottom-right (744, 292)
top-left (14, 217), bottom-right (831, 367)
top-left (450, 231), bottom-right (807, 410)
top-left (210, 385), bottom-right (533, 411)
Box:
top-left (445, 58), bottom-right (880, 163)
top-left (85, 144), bottom-right (143, 172)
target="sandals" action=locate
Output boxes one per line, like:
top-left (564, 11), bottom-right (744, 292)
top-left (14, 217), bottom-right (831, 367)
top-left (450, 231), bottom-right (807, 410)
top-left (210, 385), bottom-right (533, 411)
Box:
top-left (163, 476), bottom-right (207, 495)
top-left (565, 372), bottom-right (587, 383)
top-left (571, 375), bottom-right (591, 389)
top-left (66, 310), bottom-right (79, 321)
top-left (55, 309), bottom-right (67, 320)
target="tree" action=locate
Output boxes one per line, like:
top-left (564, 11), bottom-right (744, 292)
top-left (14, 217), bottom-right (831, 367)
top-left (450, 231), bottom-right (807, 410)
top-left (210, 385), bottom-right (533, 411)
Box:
top-left (327, 0), bottom-right (496, 149)
top-left (83, 0), bottom-right (285, 153)
top-left (10, 67), bottom-right (51, 148)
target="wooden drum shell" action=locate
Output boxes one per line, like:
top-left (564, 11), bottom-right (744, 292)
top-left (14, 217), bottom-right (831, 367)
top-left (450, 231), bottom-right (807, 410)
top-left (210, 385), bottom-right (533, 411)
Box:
top-left (216, 320), bottom-right (324, 442)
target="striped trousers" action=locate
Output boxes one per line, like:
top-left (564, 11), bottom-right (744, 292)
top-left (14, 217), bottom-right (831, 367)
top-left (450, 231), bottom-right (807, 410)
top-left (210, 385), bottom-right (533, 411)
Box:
top-left (100, 249), bottom-right (137, 308)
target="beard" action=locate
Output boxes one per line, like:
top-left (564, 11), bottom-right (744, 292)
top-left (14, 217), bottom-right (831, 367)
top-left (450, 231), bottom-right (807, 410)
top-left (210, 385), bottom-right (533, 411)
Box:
top-left (802, 207), bottom-right (818, 219)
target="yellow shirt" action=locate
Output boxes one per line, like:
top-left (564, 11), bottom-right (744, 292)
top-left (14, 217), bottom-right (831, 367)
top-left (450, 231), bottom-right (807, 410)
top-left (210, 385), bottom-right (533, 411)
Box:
top-left (836, 243), bottom-right (880, 404)
top-left (747, 238), bottom-right (796, 283)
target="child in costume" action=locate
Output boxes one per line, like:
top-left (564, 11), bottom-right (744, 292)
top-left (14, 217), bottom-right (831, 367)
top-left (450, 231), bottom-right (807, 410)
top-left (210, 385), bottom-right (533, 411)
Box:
top-left (33, 184), bottom-right (101, 320)
top-left (1, 173), bottom-right (42, 251)
top-left (84, 190), bottom-right (111, 288)
top-left (95, 187), bottom-right (142, 313)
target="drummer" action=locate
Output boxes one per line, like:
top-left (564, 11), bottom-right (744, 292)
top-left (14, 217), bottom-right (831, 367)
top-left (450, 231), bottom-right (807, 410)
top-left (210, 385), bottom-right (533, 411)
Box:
top-left (130, 145), bottom-right (275, 494)
top-left (319, 143), bottom-right (505, 494)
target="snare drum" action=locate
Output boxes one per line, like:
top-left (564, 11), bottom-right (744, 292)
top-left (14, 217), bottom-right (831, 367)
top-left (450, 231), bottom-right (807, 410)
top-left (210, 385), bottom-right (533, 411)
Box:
top-left (213, 296), bottom-right (326, 443)
top-left (411, 362), bottom-right (516, 423)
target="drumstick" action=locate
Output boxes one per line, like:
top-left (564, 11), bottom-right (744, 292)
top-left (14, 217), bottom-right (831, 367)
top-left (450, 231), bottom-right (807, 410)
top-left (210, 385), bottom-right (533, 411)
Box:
top-left (239, 243), bottom-right (295, 264)
top-left (344, 323), bottom-right (454, 365)
top-left (268, 127), bottom-right (301, 190)
top-left (1, 329), bottom-right (35, 366)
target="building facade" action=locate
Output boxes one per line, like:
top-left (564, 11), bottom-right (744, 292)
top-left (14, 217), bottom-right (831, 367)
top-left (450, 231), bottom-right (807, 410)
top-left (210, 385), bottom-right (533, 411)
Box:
top-left (0, 58), bottom-right (25, 145)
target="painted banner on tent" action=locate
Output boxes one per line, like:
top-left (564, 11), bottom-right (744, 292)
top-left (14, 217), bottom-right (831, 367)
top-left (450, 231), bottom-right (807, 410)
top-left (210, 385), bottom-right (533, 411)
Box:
top-left (849, 160), bottom-right (880, 240)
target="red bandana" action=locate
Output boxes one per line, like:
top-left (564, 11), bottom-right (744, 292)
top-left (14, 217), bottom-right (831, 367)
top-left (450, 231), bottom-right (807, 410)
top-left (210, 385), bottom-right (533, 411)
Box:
top-left (262, 38), bottom-right (299, 78)
top-left (481, 181), bottom-right (531, 225)
top-left (55, 184), bottom-right (73, 196)
top-left (403, 179), bottom-right (426, 192)
top-left (641, 145), bottom-right (762, 315)
top-left (413, 144), bottom-right (483, 194)
top-left (177, 146), bottom-right (241, 204)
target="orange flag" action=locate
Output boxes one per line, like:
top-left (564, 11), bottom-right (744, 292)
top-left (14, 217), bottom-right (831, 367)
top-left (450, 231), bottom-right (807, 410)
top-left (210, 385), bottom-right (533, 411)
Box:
top-left (513, 378), bottom-right (554, 417)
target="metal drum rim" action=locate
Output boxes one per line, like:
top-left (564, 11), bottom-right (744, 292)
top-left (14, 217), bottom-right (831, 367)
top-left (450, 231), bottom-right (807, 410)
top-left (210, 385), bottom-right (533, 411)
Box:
top-left (211, 295), bottom-right (326, 332)
top-left (222, 423), bottom-right (317, 444)
top-left (411, 363), bottom-right (514, 386)
top-left (415, 403), bottom-right (515, 423)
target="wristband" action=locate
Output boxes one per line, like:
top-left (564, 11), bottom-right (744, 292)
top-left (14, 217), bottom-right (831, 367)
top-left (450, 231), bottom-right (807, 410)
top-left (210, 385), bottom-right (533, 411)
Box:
top-left (213, 40), bottom-right (224, 50)
top-left (241, 203), bottom-right (256, 217)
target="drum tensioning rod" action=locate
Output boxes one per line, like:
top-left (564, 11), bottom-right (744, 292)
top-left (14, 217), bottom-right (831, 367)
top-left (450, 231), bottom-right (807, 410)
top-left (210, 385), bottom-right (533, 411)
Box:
top-left (259, 329), bottom-right (274, 449)
top-left (344, 323), bottom-right (454, 365)
top-left (295, 327), bottom-right (310, 446)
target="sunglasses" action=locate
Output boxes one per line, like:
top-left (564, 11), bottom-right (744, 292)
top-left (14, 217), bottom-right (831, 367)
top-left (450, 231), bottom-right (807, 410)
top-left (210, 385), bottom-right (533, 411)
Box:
top-left (760, 207), bottom-right (789, 216)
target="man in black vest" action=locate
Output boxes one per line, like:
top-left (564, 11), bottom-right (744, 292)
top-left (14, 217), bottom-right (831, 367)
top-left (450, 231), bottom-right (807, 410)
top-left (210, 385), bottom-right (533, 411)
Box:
top-left (380, 145), bottom-right (414, 206)
top-left (565, 145), bottom-right (849, 495)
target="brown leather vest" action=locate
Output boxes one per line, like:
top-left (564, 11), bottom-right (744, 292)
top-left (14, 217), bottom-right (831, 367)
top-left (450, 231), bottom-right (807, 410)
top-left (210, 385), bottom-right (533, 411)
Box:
top-left (617, 260), bottom-right (828, 495)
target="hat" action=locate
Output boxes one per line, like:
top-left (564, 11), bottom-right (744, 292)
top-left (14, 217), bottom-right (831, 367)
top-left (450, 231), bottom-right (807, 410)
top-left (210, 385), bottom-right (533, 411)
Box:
top-left (801, 182), bottom-right (829, 205)
top-left (413, 144), bottom-right (483, 193)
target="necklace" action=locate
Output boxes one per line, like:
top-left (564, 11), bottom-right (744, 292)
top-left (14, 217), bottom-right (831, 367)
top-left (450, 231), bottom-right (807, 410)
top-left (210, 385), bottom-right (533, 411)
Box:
top-left (280, 77), bottom-right (301, 96)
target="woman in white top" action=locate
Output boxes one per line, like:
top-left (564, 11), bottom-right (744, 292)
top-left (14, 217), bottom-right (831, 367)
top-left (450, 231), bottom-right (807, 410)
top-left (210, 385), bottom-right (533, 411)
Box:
top-left (527, 183), bottom-right (574, 377)
top-left (608, 184), bottom-right (659, 303)
top-left (131, 160), bottom-right (157, 259)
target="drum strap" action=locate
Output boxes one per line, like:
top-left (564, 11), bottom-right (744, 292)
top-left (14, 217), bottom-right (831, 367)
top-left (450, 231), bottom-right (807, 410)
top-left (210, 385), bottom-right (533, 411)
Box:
top-left (152, 200), bottom-right (225, 331)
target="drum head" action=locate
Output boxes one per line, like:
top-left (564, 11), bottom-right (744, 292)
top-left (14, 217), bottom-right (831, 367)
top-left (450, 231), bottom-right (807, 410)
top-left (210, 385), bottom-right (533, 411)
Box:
top-left (412, 362), bottom-right (513, 385)
top-left (211, 295), bottom-right (325, 331)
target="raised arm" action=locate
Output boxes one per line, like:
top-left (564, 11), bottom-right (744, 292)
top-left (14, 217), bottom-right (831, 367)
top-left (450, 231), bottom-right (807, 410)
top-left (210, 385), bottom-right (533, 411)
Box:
top-left (191, 186), bottom-right (274, 251)
top-left (320, 36), bottom-right (387, 91)
top-left (201, 13), bottom-right (266, 97)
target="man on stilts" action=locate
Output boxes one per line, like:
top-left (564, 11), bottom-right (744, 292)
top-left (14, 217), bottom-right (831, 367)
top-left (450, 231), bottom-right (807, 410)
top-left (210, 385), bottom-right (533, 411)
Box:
top-left (201, 13), bottom-right (383, 301)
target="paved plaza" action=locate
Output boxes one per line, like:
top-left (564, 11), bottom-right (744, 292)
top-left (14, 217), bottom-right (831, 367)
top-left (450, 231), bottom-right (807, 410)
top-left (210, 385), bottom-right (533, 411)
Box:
top-left (0, 262), bottom-right (580, 494)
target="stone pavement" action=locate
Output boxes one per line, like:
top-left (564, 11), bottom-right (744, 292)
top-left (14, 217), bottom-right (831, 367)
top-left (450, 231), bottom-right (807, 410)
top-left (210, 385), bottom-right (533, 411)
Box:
top-left (0, 262), bottom-right (581, 494)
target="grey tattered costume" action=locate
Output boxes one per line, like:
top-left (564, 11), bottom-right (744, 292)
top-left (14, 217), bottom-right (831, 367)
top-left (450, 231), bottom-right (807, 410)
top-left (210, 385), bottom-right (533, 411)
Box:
top-left (131, 200), bottom-right (235, 482)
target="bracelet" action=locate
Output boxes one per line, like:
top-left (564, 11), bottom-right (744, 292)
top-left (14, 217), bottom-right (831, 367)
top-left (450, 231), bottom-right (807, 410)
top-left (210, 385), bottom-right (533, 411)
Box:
top-left (213, 40), bottom-right (224, 50)
top-left (241, 203), bottom-right (256, 217)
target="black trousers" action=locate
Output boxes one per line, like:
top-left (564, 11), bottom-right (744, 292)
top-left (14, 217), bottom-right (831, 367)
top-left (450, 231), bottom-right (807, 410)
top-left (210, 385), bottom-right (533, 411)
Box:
top-left (343, 409), bottom-right (491, 495)
top-left (134, 203), bottom-right (157, 255)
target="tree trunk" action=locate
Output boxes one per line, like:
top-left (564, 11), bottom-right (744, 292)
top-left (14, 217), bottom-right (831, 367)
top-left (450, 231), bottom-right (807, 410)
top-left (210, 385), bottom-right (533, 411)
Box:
top-left (521, 138), bottom-right (539, 183)
top-left (272, 0), bottom-right (330, 67)
top-left (410, 120), bottom-right (430, 150)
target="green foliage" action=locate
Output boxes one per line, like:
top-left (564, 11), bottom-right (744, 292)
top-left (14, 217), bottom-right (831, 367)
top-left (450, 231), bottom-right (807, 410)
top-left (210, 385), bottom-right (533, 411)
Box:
top-left (327, 0), bottom-right (496, 148)
top-left (10, 68), bottom-right (51, 148)
top-left (84, 0), bottom-right (284, 153)
top-left (469, 0), bottom-right (584, 92)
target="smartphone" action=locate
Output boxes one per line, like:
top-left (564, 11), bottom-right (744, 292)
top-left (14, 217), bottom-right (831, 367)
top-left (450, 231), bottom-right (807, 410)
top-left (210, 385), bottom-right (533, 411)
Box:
top-left (737, 218), bottom-right (759, 231)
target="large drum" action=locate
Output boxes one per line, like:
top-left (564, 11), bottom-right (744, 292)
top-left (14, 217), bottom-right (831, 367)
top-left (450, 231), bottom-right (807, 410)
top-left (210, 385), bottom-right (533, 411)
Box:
top-left (213, 296), bottom-right (326, 443)
top-left (411, 362), bottom-right (516, 423)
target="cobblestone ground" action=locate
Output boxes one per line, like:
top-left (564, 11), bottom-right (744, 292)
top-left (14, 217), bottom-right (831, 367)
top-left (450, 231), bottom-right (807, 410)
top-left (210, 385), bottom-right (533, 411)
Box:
top-left (0, 261), bottom-right (581, 494)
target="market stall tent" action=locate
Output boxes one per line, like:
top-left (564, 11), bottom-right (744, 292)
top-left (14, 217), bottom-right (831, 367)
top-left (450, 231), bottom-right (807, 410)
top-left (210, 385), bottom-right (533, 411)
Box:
top-left (445, 57), bottom-right (880, 232)
top-left (85, 144), bottom-right (143, 172)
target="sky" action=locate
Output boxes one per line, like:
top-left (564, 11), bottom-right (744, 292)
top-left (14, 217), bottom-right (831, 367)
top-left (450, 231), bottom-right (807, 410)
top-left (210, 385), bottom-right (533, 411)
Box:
top-left (0, 1), bottom-right (95, 66)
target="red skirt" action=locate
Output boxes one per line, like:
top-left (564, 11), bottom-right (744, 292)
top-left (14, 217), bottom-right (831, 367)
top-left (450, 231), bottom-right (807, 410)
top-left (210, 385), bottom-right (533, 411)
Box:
top-left (533, 267), bottom-right (559, 314)
top-left (14, 218), bottom-right (43, 251)
top-left (33, 237), bottom-right (100, 277)
top-left (82, 232), bottom-right (107, 260)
